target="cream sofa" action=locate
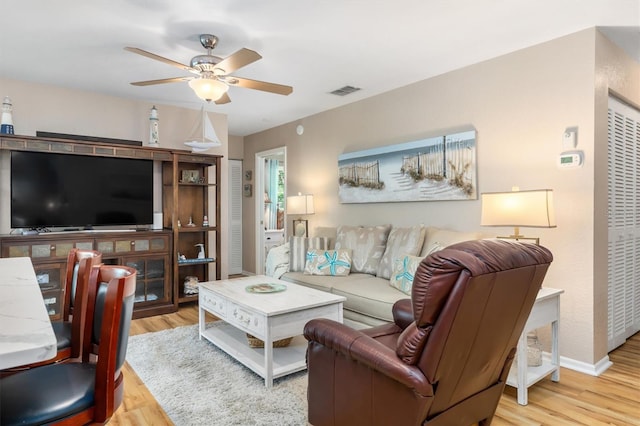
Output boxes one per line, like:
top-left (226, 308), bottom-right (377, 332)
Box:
top-left (266, 225), bottom-right (483, 329)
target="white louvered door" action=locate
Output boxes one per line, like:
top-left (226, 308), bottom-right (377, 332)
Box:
top-left (607, 96), bottom-right (640, 351)
top-left (228, 160), bottom-right (243, 275)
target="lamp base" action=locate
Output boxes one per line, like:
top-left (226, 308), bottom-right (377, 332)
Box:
top-left (293, 219), bottom-right (308, 237)
top-left (496, 235), bottom-right (540, 245)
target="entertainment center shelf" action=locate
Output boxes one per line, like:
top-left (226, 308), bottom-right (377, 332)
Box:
top-left (0, 134), bottom-right (222, 319)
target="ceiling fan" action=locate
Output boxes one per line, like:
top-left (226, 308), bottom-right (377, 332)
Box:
top-left (125, 34), bottom-right (293, 104)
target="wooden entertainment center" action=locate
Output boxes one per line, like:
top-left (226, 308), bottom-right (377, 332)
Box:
top-left (0, 134), bottom-right (222, 319)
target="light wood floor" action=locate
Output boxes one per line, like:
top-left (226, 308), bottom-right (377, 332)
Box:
top-left (110, 304), bottom-right (640, 425)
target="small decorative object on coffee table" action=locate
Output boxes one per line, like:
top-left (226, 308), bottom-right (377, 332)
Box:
top-left (246, 333), bottom-right (292, 348)
top-left (245, 283), bottom-right (286, 293)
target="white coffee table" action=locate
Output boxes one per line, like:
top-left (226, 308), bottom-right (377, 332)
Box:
top-left (198, 275), bottom-right (346, 388)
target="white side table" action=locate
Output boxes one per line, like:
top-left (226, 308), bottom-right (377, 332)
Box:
top-left (264, 229), bottom-right (285, 253)
top-left (507, 287), bottom-right (564, 405)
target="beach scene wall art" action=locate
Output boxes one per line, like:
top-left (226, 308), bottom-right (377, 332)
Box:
top-left (338, 130), bottom-right (477, 203)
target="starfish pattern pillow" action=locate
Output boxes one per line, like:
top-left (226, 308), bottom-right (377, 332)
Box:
top-left (390, 255), bottom-right (424, 295)
top-left (304, 249), bottom-right (352, 276)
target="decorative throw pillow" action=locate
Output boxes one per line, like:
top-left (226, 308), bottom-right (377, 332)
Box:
top-left (390, 255), bottom-right (424, 295)
top-left (335, 224), bottom-right (391, 274)
top-left (420, 227), bottom-right (482, 257)
top-left (377, 225), bottom-right (426, 279)
top-left (304, 249), bottom-right (352, 276)
top-left (289, 236), bottom-right (329, 272)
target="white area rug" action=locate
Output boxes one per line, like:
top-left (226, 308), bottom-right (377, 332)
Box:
top-left (126, 324), bottom-right (308, 425)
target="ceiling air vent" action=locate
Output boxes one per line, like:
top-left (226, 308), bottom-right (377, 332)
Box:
top-left (329, 85), bottom-right (361, 96)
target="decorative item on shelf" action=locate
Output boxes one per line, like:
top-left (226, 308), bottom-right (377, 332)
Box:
top-left (186, 216), bottom-right (196, 227)
top-left (184, 106), bottom-right (221, 152)
top-left (1, 96), bottom-right (15, 135)
top-left (177, 219), bottom-right (182, 228)
top-left (148, 105), bottom-right (159, 146)
top-left (184, 276), bottom-right (199, 295)
top-left (178, 252), bottom-right (186, 261)
top-left (195, 243), bottom-right (206, 259)
top-left (526, 331), bottom-right (543, 367)
top-left (480, 187), bottom-right (556, 245)
top-left (246, 334), bottom-right (292, 348)
top-left (178, 257), bottom-right (215, 264)
top-left (287, 192), bottom-right (314, 237)
top-left (181, 170), bottom-right (200, 183)
top-left (202, 215), bottom-right (209, 227)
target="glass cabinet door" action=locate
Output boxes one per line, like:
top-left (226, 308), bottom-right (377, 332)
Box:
top-left (126, 256), bottom-right (169, 305)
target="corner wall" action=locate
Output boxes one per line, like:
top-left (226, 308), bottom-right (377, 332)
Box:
top-left (244, 28), bottom-right (640, 368)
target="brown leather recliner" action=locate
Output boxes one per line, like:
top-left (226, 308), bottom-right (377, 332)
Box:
top-left (304, 239), bottom-right (553, 426)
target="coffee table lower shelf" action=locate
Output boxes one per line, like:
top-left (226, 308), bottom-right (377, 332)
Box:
top-left (200, 322), bottom-right (308, 383)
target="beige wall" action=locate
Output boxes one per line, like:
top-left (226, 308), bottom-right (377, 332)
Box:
top-left (0, 77), bottom-right (231, 278)
top-left (243, 28), bottom-right (640, 369)
top-left (227, 134), bottom-right (244, 160)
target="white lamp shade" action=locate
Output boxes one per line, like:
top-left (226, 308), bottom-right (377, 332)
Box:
top-left (287, 193), bottom-right (315, 215)
top-left (188, 78), bottom-right (229, 102)
top-left (481, 189), bottom-right (556, 228)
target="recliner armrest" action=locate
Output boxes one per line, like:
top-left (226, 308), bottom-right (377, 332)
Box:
top-left (304, 319), bottom-right (433, 396)
top-left (392, 298), bottom-right (413, 329)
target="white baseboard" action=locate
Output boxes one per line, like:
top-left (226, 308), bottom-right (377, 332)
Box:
top-left (547, 352), bottom-right (613, 376)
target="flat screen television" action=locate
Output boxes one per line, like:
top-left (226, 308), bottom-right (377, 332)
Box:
top-left (11, 151), bottom-right (154, 229)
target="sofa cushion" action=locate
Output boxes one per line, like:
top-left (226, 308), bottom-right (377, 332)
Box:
top-left (281, 272), bottom-right (407, 323)
top-left (281, 271), bottom-right (372, 293)
top-left (304, 249), bottom-right (352, 276)
top-left (390, 255), bottom-right (424, 295)
top-left (335, 224), bottom-right (391, 274)
top-left (377, 225), bottom-right (426, 279)
top-left (420, 227), bottom-right (483, 256)
top-left (330, 276), bottom-right (407, 323)
top-left (289, 236), bottom-right (330, 272)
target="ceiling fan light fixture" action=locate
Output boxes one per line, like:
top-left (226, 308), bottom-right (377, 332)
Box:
top-left (189, 77), bottom-right (229, 102)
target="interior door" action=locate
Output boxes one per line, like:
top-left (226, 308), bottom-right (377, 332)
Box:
top-left (607, 96), bottom-right (640, 351)
top-left (255, 147), bottom-right (287, 274)
top-left (228, 159), bottom-right (243, 275)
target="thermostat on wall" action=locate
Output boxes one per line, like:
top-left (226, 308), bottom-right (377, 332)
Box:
top-left (558, 150), bottom-right (584, 169)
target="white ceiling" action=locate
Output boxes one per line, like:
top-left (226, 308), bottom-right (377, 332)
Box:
top-left (0, 0), bottom-right (638, 136)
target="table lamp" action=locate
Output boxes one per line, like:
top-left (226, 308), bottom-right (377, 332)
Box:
top-left (286, 192), bottom-right (314, 237)
top-left (480, 188), bottom-right (556, 244)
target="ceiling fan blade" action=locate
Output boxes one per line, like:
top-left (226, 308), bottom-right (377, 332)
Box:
top-left (215, 92), bottom-right (231, 105)
top-left (130, 76), bottom-right (194, 86)
top-left (227, 77), bottom-right (293, 95)
top-left (124, 47), bottom-right (199, 74)
top-left (214, 48), bottom-right (262, 75)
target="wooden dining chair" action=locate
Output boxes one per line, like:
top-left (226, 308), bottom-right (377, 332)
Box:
top-left (53, 248), bottom-right (103, 361)
top-left (2, 249), bottom-right (103, 374)
top-left (0, 264), bottom-right (137, 426)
